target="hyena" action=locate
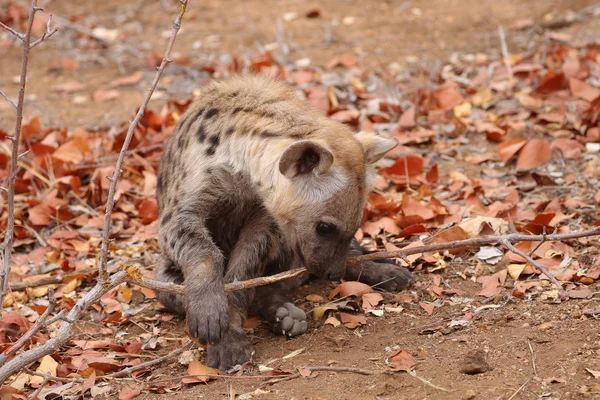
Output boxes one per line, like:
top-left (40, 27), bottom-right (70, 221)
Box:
top-left (156, 75), bottom-right (413, 370)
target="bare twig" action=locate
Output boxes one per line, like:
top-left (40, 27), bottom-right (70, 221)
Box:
top-left (97, 0), bottom-right (187, 283)
top-left (9, 268), bottom-right (98, 291)
top-left (407, 370), bottom-right (452, 392)
top-left (0, 21), bottom-right (24, 40)
top-left (0, 1), bottom-right (189, 385)
top-left (0, 288), bottom-right (56, 364)
top-left (302, 366), bottom-right (383, 375)
top-left (105, 340), bottom-right (193, 379)
top-left (507, 379), bottom-right (531, 400)
top-left (349, 227), bottom-right (600, 264)
top-left (0, 90), bottom-right (17, 108)
top-left (500, 239), bottom-right (563, 292)
top-left (27, 377), bottom-right (48, 400)
top-left (0, 0), bottom-right (57, 317)
top-left (29, 15), bottom-right (58, 48)
top-left (498, 24), bottom-right (514, 81)
top-left (527, 340), bottom-right (537, 376)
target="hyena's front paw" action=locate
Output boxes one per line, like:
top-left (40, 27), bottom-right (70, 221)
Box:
top-left (275, 302), bottom-right (307, 337)
top-left (206, 328), bottom-right (255, 370)
top-left (186, 286), bottom-right (230, 345)
top-left (359, 261), bottom-right (413, 292)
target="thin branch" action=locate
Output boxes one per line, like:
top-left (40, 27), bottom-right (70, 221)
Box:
top-left (0, 1), bottom-right (189, 385)
top-left (498, 24), bottom-right (514, 81)
top-left (97, 0), bottom-right (188, 283)
top-left (303, 366), bottom-right (383, 375)
top-left (0, 21), bottom-right (24, 40)
top-left (105, 340), bottom-right (193, 379)
top-left (500, 239), bottom-right (563, 292)
top-left (0, 0), bottom-right (51, 317)
top-left (0, 288), bottom-right (56, 364)
top-left (9, 268), bottom-right (98, 291)
top-left (0, 90), bottom-right (17, 109)
top-left (348, 227), bottom-right (600, 264)
top-left (407, 370), bottom-right (452, 392)
top-left (29, 15), bottom-right (58, 49)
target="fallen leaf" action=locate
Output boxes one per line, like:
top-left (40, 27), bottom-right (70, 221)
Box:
top-left (324, 316), bottom-right (341, 327)
top-left (31, 355), bottom-right (58, 385)
top-left (516, 139), bottom-right (551, 170)
top-left (339, 312), bottom-right (367, 329)
top-left (497, 139), bottom-right (527, 162)
top-left (419, 302), bottom-right (434, 315)
top-left (110, 71), bottom-right (144, 88)
top-left (329, 281), bottom-right (374, 299)
top-left (183, 361), bottom-right (219, 383)
top-left (118, 385), bottom-right (142, 400)
top-left (388, 349), bottom-right (416, 371)
top-left (361, 292), bottom-right (384, 311)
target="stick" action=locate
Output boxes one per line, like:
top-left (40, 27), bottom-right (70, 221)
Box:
top-left (9, 268), bottom-right (98, 291)
top-left (302, 366), bottom-right (383, 375)
top-left (500, 239), bottom-right (563, 292)
top-left (0, 1), bottom-right (189, 384)
top-left (527, 340), bottom-right (537, 377)
top-left (498, 24), bottom-right (514, 81)
top-left (507, 379), bottom-right (531, 400)
top-left (0, 288), bottom-right (56, 364)
top-left (0, 0), bottom-right (56, 317)
top-left (105, 340), bottom-right (193, 379)
top-left (407, 370), bottom-right (452, 392)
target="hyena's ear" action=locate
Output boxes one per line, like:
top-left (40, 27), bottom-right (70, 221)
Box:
top-left (279, 140), bottom-right (334, 178)
top-left (355, 132), bottom-right (398, 164)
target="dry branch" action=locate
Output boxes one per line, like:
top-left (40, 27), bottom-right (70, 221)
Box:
top-left (0, 0), bottom-right (56, 316)
top-left (0, 1), bottom-right (189, 385)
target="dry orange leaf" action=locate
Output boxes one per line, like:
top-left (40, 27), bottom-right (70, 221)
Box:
top-left (183, 360), bottom-right (220, 383)
top-left (419, 302), bottom-right (434, 315)
top-left (329, 281), bottom-right (374, 299)
top-left (388, 349), bottom-right (417, 371)
top-left (362, 292), bottom-right (384, 311)
top-left (569, 78), bottom-right (600, 102)
top-left (497, 138), bottom-right (527, 162)
top-left (516, 139), bottom-right (551, 170)
top-left (339, 312), bottom-right (367, 329)
top-left (139, 198), bottom-right (159, 225)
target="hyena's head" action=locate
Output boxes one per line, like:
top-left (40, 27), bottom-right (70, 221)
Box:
top-left (272, 131), bottom-right (398, 280)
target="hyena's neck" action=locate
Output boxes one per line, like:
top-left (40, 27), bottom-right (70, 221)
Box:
top-left (225, 135), bottom-right (295, 204)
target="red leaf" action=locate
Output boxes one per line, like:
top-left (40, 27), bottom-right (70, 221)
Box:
top-left (378, 154), bottom-right (424, 177)
top-left (419, 302), bottom-right (434, 315)
top-left (516, 139), bottom-right (551, 170)
top-left (551, 138), bottom-right (584, 159)
top-left (138, 199), bottom-right (159, 225)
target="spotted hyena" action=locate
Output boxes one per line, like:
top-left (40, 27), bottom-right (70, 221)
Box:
top-left (156, 75), bottom-right (412, 370)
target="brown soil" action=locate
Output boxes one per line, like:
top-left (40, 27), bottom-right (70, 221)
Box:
top-left (3, 0), bottom-right (600, 399)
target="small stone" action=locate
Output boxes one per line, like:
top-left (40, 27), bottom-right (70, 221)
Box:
top-left (538, 322), bottom-right (555, 331)
top-left (459, 349), bottom-right (492, 375)
top-left (464, 389), bottom-right (476, 399)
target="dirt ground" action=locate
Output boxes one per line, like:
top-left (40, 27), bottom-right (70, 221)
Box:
top-left (3, 0), bottom-right (600, 399)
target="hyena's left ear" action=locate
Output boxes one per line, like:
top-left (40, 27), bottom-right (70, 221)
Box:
top-left (279, 140), bottom-right (334, 179)
top-left (355, 132), bottom-right (398, 164)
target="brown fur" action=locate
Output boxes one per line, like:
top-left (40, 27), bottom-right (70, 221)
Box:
top-left (156, 75), bottom-right (412, 370)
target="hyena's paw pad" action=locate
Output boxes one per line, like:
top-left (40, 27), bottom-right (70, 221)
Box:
top-left (275, 302), bottom-right (307, 337)
top-left (206, 328), bottom-right (255, 371)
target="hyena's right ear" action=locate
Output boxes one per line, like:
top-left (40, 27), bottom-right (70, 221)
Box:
top-left (279, 140), bottom-right (334, 179)
top-left (355, 132), bottom-right (398, 164)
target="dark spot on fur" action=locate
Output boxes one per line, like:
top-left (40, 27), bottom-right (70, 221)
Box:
top-left (261, 131), bottom-right (278, 138)
top-left (226, 127), bottom-right (234, 136)
top-left (258, 110), bottom-right (276, 119)
top-left (290, 133), bottom-right (304, 140)
top-left (206, 135), bottom-right (220, 156)
top-left (157, 175), bottom-right (164, 193)
top-left (161, 212), bottom-right (172, 225)
top-left (205, 108), bottom-right (218, 119)
top-left (197, 124), bottom-right (206, 143)
top-left (170, 238), bottom-right (177, 250)
top-left (232, 107), bottom-right (243, 115)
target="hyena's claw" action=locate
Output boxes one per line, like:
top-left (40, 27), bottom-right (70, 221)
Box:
top-left (206, 328), bottom-right (255, 371)
top-left (186, 286), bottom-right (230, 345)
top-left (275, 302), bottom-right (307, 337)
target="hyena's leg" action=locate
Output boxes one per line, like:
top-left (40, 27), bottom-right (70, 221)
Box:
top-left (158, 210), bottom-right (229, 346)
top-left (343, 239), bottom-right (413, 291)
top-left (156, 257), bottom-right (185, 315)
top-left (252, 281), bottom-right (307, 337)
top-left (205, 213), bottom-right (281, 370)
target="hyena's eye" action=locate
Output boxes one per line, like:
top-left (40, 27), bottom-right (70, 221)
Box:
top-left (316, 222), bottom-right (337, 236)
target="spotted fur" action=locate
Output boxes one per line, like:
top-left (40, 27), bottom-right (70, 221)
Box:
top-left (156, 75), bottom-right (412, 370)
